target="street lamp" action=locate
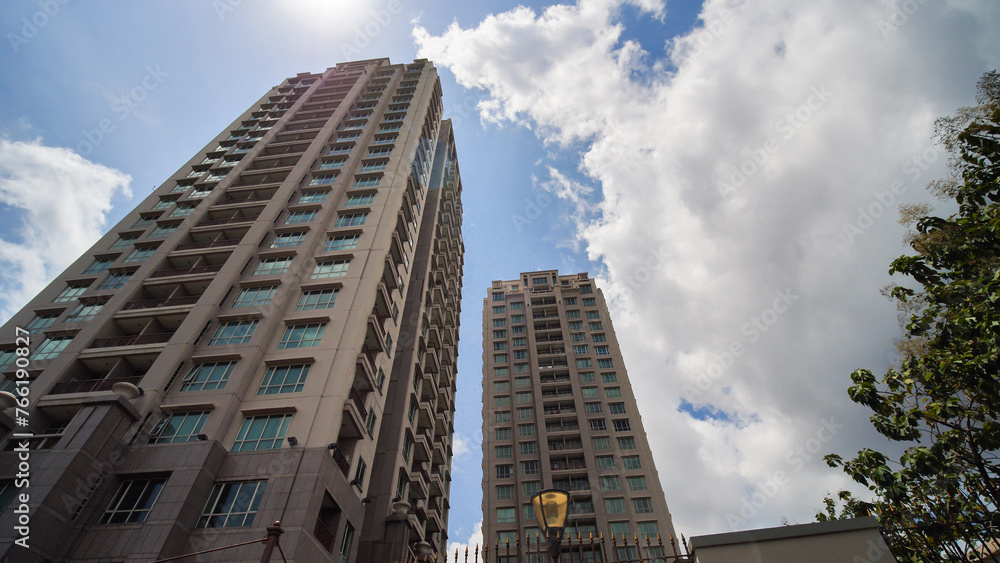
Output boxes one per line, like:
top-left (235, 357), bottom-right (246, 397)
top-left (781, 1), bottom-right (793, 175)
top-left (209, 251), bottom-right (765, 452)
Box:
top-left (531, 489), bottom-right (570, 562)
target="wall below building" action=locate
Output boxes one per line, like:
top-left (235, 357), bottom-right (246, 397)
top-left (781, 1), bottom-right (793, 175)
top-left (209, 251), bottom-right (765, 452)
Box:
top-left (689, 517), bottom-right (897, 563)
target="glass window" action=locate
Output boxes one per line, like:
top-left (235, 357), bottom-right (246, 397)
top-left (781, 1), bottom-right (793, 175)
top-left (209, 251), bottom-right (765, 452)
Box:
top-left (150, 411), bottom-right (209, 443)
top-left (596, 455), bottom-right (615, 469)
top-left (579, 372), bottom-right (595, 382)
top-left (496, 507), bottom-right (516, 523)
top-left (605, 498), bottom-right (625, 513)
top-left (312, 259), bottom-right (350, 279)
top-left (285, 210), bottom-right (318, 224)
top-left (493, 367), bottom-right (509, 378)
top-left (310, 174), bottom-right (338, 186)
top-left (518, 423), bottom-right (535, 436)
top-left (566, 310), bottom-right (581, 319)
top-left (33, 337), bottom-right (71, 360)
top-left (563, 297), bottom-right (577, 305)
top-left (257, 364), bottom-right (310, 395)
top-left (580, 285), bottom-right (593, 294)
top-left (324, 234), bottom-right (360, 252)
top-left (493, 319), bottom-right (506, 328)
top-left (510, 314), bottom-right (525, 324)
top-left (600, 476), bottom-right (620, 491)
top-left (123, 247), bottom-right (156, 263)
top-left (583, 298), bottom-right (596, 306)
top-left (582, 387), bottom-right (598, 398)
top-left (520, 442), bottom-right (537, 455)
top-left (613, 419), bottom-right (631, 432)
top-left (197, 481), bottom-right (266, 528)
top-left (511, 325), bottom-right (525, 334)
top-left (494, 396), bottom-right (510, 407)
top-left (589, 322), bottom-right (603, 331)
top-left (592, 436), bottom-right (611, 449)
top-left (298, 191), bottom-right (328, 204)
top-left (617, 437), bottom-right (636, 450)
top-left (592, 333), bottom-right (607, 342)
top-left (606, 387), bottom-right (622, 398)
top-left (516, 391), bottom-right (532, 403)
top-left (638, 521), bottom-right (659, 540)
top-left (494, 342), bottom-right (507, 351)
top-left (100, 478), bottom-right (166, 524)
top-left (84, 259), bottom-right (114, 274)
top-left (233, 286), bottom-right (277, 307)
top-left (494, 381), bottom-right (510, 392)
top-left (568, 321), bottom-right (583, 330)
top-left (278, 323), bottom-right (326, 348)
top-left (54, 283), bottom-right (90, 302)
top-left (254, 257), bottom-right (292, 275)
top-left (495, 445), bottom-right (512, 459)
top-left (598, 359), bottom-right (614, 369)
top-left (509, 301), bottom-right (523, 310)
top-left (297, 289), bottom-right (339, 311)
top-left (271, 232), bottom-right (306, 248)
top-left (595, 346), bottom-right (610, 355)
top-left (494, 354), bottom-right (507, 363)
top-left (25, 314), bottom-right (58, 332)
top-left (515, 377), bottom-right (530, 388)
top-left (232, 414), bottom-right (291, 451)
top-left (110, 235), bottom-right (138, 250)
top-left (96, 272), bottom-right (131, 291)
top-left (608, 402), bottom-right (626, 414)
top-left (334, 213), bottom-right (367, 227)
top-left (609, 521), bottom-right (630, 538)
top-left (517, 407), bottom-right (534, 419)
top-left (520, 460), bottom-right (539, 475)
top-left (148, 225), bottom-right (177, 239)
top-left (497, 485), bottom-right (514, 500)
top-left (495, 427), bottom-right (511, 440)
top-left (514, 363), bottom-right (529, 373)
top-left (493, 329), bottom-right (507, 339)
top-left (589, 419), bottom-right (606, 431)
top-left (633, 498), bottom-right (654, 514)
top-left (512, 337), bottom-right (526, 346)
top-left (352, 176), bottom-right (381, 189)
top-left (522, 481), bottom-right (540, 497)
top-left (585, 402), bottom-right (603, 414)
top-left (586, 311), bottom-right (601, 320)
top-left (209, 321), bottom-right (257, 346)
top-left (496, 465), bottom-right (512, 479)
top-left (627, 476), bottom-right (647, 491)
top-left (576, 358), bottom-right (592, 368)
top-left (496, 412), bottom-right (511, 424)
top-left (493, 305), bottom-right (506, 314)
top-left (345, 193), bottom-right (376, 207)
top-left (623, 456), bottom-right (641, 470)
top-left (181, 361), bottom-right (236, 391)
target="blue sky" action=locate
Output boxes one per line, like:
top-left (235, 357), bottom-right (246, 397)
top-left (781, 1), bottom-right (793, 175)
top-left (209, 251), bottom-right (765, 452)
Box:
top-left (2, 0), bottom-right (999, 550)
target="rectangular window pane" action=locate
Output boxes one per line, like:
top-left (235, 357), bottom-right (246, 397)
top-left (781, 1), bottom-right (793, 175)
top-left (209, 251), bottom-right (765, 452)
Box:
top-left (324, 234), bottom-right (360, 252)
top-left (312, 259), bottom-right (350, 279)
top-left (278, 323), bottom-right (326, 348)
top-left (150, 411), bottom-right (209, 443)
top-left (209, 321), bottom-right (258, 346)
top-left (232, 414), bottom-right (291, 451)
top-left (296, 289), bottom-right (339, 311)
top-left (100, 478), bottom-right (166, 524)
top-left (257, 364), bottom-right (310, 395)
top-left (232, 286), bottom-right (277, 307)
top-left (181, 361), bottom-right (236, 391)
top-left (197, 481), bottom-right (267, 528)
top-left (254, 257), bottom-right (291, 275)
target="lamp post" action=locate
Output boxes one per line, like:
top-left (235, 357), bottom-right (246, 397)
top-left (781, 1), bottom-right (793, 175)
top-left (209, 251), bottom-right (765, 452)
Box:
top-left (531, 489), bottom-right (570, 562)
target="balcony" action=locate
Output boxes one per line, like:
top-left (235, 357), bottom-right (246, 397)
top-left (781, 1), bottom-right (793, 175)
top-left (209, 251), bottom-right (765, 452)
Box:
top-left (48, 375), bottom-right (142, 395)
top-left (341, 392), bottom-right (367, 439)
top-left (121, 295), bottom-right (200, 311)
top-left (150, 264), bottom-right (222, 278)
top-left (87, 332), bottom-right (174, 349)
top-left (173, 237), bottom-right (242, 251)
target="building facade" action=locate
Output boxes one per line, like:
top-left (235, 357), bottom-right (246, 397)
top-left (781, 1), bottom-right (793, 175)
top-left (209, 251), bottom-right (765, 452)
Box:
top-left (481, 271), bottom-right (676, 560)
top-left (0, 57), bottom-right (463, 562)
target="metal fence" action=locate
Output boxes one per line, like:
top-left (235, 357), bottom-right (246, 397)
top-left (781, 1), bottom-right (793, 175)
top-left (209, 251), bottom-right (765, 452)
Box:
top-left (403, 533), bottom-right (691, 563)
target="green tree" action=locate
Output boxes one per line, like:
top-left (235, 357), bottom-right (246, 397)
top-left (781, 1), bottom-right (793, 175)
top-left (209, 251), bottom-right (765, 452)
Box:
top-left (824, 71), bottom-right (1000, 563)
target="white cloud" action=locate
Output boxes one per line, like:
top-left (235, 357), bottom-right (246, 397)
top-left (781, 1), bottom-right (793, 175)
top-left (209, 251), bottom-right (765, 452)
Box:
top-left (416, 0), bottom-right (1000, 537)
top-left (447, 520), bottom-right (484, 557)
top-left (0, 139), bottom-right (131, 321)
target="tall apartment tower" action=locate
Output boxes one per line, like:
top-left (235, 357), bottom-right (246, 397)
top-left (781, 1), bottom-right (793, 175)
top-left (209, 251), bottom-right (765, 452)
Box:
top-left (0, 57), bottom-right (463, 563)
top-left (482, 271), bottom-right (675, 560)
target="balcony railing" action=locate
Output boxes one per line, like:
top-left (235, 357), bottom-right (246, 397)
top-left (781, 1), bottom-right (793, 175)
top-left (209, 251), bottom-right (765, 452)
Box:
top-left (122, 295), bottom-right (200, 310)
top-left (173, 238), bottom-right (242, 251)
top-left (87, 332), bottom-right (174, 349)
top-left (49, 375), bottom-right (142, 395)
top-left (150, 264), bottom-right (222, 278)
